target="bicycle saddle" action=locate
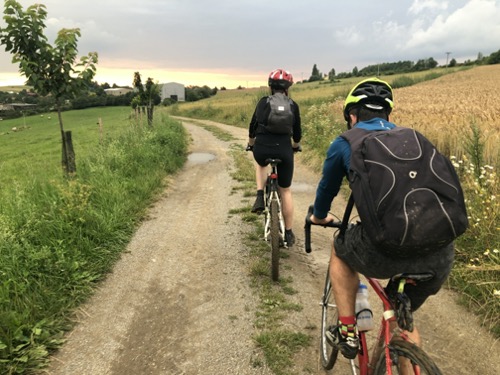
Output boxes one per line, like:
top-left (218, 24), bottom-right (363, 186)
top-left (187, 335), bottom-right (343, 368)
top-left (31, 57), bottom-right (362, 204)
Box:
top-left (390, 272), bottom-right (435, 283)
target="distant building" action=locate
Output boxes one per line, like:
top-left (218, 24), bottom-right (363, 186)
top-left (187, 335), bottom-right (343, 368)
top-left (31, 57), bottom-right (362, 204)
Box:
top-left (161, 82), bottom-right (185, 102)
top-left (104, 87), bottom-right (133, 96)
top-left (0, 103), bottom-right (37, 111)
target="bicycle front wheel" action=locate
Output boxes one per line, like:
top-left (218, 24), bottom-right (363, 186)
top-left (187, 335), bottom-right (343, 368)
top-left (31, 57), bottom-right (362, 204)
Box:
top-left (320, 273), bottom-right (339, 370)
top-left (270, 198), bottom-right (280, 281)
top-left (374, 339), bottom-right (442, 375)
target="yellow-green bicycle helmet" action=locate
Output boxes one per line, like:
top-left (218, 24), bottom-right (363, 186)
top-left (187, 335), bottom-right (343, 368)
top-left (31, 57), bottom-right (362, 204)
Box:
top-left (343, 77), bottom-right (394, 121)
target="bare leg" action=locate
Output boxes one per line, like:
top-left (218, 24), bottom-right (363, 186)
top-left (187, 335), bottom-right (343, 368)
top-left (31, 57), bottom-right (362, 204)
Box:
top-left (279, 186), bottom-right (293, 230)
top-left (255, 163), bottom-right (267, 190)
top-left (329, 245), bottom-right (359, 317)
top-left (405, 326), bottom-right (421, 346)
top-left (389, 321), bottom-right (421, 374)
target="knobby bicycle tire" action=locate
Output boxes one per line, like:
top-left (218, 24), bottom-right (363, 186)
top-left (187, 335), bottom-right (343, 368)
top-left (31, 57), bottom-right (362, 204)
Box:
top-left (374, 339), bottom-right (443, 375)
top-left (320, 273), bottom-right (339, 370)
top-left (270, 198), bottom-right (280, 281)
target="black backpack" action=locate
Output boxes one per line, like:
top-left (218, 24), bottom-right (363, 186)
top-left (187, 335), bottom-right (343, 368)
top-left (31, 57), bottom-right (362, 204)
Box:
top-left (264, 92), bottom-right (294, 135)
top-left (340, 126), bottom-right (468, 257)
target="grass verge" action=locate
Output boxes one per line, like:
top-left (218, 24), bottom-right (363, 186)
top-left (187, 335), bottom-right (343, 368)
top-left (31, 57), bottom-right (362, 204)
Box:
top-left (0, 110), bottom-right (189, 374)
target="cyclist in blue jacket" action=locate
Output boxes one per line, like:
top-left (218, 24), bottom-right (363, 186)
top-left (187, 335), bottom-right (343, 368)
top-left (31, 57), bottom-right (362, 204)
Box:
top-left (310, 78), bottom-right (454, 360)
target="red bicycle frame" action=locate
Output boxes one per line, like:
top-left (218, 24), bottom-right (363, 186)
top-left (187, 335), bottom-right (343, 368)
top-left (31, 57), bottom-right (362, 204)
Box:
top-left (356, 277), bottom-right (421, 375)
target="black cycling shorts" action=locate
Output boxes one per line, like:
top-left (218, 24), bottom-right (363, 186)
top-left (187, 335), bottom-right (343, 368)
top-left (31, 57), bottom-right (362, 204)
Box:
top-left (252, 134), bottom-right (294, 188)
top-left (334, 224), bottom-right (454, 311)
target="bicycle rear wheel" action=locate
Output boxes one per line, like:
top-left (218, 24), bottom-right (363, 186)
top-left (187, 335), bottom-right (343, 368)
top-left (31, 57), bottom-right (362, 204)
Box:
top-left (374, 339), bottom-right (443, 375)
top-left (270, 198), bottom-right (280, 281)
top-left (320, 273), bottom-right (339, 370)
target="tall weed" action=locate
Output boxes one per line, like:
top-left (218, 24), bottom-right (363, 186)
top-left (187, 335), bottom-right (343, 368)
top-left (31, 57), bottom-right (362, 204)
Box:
top-left (451, 153), bottom-right (499, 335)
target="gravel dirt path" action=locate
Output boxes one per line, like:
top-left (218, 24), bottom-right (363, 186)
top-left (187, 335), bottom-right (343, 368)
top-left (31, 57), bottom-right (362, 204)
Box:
top-left (47, 118), bottom-right (500, 375)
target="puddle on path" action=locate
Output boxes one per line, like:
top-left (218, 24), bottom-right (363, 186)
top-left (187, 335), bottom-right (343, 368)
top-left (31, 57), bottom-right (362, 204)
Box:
top-left (187, 152), bottom-right (216, 164)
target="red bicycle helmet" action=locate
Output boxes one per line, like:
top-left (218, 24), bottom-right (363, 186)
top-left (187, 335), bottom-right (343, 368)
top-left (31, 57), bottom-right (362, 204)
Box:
top-left (268, 69), bottom-right (294, 90)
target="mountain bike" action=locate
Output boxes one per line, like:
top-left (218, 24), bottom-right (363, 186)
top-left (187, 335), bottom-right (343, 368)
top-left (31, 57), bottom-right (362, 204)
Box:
top-left (304, 205), bottom-right (443, 375)
top-left (264, 158), bottom-right (287, 281)
top-left (246, 144), bottom-right (301, 281)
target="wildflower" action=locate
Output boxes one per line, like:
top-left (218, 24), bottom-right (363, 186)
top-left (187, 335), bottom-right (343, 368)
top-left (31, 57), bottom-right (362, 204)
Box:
top-left (494, 290), bottom-right (500, 297)
top-left (483, 249), bottom-right (490, 256)
top-left (493, 249), bottom-right (499, 254)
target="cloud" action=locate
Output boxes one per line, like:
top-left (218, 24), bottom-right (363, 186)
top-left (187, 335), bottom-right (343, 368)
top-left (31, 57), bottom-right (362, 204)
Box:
top-left (2, 0), bottom-right (500, 87)
top-left (334, 27), bottom-right (364, 47)
top-left (409, 0), bottom-right (449, 15)
top-left (405, 0), bottom-right (500, 56)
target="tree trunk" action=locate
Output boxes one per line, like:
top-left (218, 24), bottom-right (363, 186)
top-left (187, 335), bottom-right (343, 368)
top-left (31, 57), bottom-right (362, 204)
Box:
top-left (65, 131), bottom-right (76, 174)
top-left (57, 105), bottom-right (69, 174)
top-left (57, 102), bottom-right (76, 175)
top-left (147, 105), bottom-right (154, 126)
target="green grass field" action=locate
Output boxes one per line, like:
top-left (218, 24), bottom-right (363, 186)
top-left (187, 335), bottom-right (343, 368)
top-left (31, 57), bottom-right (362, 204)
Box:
top-left (0, 107), bottom-right (189, 374)
top-left (0, 107), bottom-right (134, 181)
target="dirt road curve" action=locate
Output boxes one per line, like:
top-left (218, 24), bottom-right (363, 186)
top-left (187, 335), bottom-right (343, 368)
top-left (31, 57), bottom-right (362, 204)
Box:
top-left (48, 119), bottom-right (500, 375)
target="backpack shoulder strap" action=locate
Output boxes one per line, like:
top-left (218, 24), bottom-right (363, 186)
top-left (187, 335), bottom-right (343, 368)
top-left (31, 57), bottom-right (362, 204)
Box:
top-left (337, 193), bottom-right (355, 243)
top-left (340, 127), bottom-right (370, 149)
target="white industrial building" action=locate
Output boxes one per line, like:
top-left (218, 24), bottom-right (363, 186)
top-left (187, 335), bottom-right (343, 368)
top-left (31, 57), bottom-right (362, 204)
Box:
top-left (161, 82), bottom-right (185, 102)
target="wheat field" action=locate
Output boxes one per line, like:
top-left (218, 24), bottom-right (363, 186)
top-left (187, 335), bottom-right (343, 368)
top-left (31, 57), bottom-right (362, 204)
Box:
top-left (391, 65), bottom-right (500, 165)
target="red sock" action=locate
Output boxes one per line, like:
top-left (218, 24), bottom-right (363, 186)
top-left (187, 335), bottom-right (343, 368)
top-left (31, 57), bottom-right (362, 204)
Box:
top-left (339, 316), bottom-right (356, 325)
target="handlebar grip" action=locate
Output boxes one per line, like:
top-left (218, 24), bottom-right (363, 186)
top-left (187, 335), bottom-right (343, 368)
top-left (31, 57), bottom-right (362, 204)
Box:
top-left (304, 205), bottom-right (314, 253)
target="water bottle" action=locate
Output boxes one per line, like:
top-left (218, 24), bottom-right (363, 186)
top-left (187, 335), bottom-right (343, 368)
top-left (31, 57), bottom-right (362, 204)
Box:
top-left (355, 282), bottom-right (374, 331)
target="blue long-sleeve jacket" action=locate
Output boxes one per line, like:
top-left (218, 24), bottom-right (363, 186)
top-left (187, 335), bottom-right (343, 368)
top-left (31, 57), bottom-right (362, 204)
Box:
top-left (313, 118), bottom-right (396, 219)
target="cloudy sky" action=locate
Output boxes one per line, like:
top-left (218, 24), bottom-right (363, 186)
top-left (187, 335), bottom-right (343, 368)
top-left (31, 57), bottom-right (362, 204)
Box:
top-left (1, 0), bottom-right (499, 88)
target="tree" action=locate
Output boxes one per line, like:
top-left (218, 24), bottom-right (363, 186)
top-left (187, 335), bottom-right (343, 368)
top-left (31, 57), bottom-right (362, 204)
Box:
top-left (327, 68), bottom-right (336, 82)
top-left (132, 72), bottom-right (160, 126)
top-left (449, 58), bottom-right (457, 67)
top-left (184, 85), bottom-right (218, 102)
top-left (308, 64), bottom-right (323, 82)
top-left (352, 66), bottom-right (359, 76)
top-left (426, 57), bottom-right (438, 69)
top-left (487, 49), bottom-right (500, 64)
top-left (0, 0), bottom-right (98, 175)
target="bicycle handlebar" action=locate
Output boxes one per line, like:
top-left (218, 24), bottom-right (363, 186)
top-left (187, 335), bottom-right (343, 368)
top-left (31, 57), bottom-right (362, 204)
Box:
top-left (304, 204), bottom-right (342, 253)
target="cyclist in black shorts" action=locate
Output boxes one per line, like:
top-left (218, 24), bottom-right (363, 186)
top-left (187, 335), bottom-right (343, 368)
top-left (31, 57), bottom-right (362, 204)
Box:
top-left (309, 78), bottom-right (455, 359)
top-left (247, 68), bottom-right (302, 246)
